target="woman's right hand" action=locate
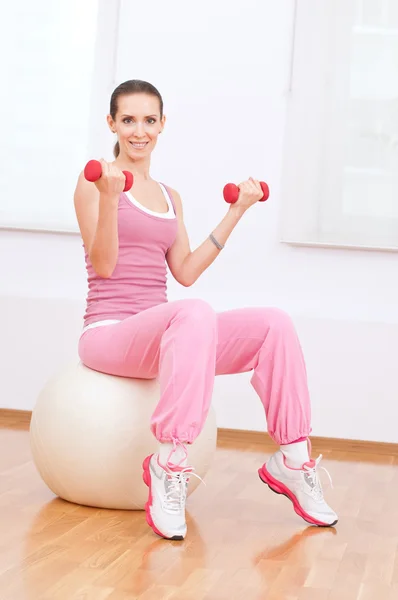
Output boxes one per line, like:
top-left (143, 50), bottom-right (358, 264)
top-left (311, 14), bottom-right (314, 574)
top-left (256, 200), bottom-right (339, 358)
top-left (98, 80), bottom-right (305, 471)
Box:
top-left (94, 159), bottom-right (126, 197)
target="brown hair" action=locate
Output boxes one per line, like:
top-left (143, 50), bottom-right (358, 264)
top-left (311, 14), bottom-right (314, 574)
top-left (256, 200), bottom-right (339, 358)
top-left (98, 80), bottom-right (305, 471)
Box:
top-left (110, 80), bottom-right (164, 157)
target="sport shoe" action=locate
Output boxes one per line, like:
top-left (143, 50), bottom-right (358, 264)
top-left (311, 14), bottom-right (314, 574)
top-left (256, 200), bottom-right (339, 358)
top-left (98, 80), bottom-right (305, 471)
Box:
top-left (142, 453), bottom-right (193, 540)
top-left (258, 450), bottom-right (338, 527)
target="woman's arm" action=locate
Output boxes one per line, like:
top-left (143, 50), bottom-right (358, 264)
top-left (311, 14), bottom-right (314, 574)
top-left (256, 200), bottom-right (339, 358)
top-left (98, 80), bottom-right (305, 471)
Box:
top-left (73, 160), bottom-right (126, 278)
top-left (166, 179), bottom-right (263, 287)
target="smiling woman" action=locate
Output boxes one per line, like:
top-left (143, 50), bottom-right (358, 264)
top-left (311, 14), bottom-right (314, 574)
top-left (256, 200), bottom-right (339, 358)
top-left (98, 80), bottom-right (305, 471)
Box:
top-left (72, 77), bottom-right (338, 542)
top-left (108, 80), bottom-right (165, 160)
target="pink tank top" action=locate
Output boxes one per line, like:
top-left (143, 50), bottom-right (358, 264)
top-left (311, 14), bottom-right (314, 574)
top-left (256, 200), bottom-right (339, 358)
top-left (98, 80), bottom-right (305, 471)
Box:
top-left (83, 184), bottom-right (178, 327)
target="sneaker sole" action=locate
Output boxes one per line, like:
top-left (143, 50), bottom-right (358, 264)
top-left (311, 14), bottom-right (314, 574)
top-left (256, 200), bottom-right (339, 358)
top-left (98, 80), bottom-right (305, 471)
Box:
top-left (142, 455), bottom-right (185, 541)
top-left (258, 465), bottom-right (338, 528)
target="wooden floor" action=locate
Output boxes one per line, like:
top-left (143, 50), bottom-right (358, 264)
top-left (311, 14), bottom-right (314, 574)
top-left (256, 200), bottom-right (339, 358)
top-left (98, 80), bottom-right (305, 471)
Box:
top-left (2, 422), bottom-right (398, 600)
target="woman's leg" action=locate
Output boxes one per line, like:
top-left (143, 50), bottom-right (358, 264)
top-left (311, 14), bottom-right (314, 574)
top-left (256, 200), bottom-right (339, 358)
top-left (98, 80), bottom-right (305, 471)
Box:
top-left (80, 303), bottom-right (308, 451)
top-left (79, 298), bottom-right (217, 445)
top-left (79, 298), bottom-right (218, 540)
top-left (79, 301), bottom-right (336, 536)
top-left (215, 306), bottom-right (338, 527)
top-left (216, 306), bottom-right (311, 445)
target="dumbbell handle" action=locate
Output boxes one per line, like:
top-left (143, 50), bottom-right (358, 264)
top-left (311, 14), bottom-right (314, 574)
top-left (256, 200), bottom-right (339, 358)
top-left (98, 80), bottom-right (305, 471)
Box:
top-left (84, 160), bottom-right (134, 193)
top-left (223, 181), bottom-right (269, 204)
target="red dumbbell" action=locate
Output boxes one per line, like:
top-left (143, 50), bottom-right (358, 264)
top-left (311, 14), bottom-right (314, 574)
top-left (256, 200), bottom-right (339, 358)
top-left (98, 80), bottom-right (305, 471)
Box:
top-left (223, 181), bottom-right (269, 204)
top-left (84, 160), bottom-right (134, 192)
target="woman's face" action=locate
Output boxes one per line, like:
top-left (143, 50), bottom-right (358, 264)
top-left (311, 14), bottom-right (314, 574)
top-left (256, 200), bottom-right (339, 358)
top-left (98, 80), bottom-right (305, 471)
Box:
top-left (108, 93), bottom-right (165, 160)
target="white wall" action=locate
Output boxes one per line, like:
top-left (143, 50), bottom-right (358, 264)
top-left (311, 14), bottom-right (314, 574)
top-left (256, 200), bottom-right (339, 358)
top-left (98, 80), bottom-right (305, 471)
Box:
top-left (1, 0), bottom-right (398, 444)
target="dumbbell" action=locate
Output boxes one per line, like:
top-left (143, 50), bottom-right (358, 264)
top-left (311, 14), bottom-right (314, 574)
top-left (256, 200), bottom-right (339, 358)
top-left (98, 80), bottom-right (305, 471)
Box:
top-left (223, 181), bottom-right (269, 204)
top-left (84, 160), bottom-right (134, 192)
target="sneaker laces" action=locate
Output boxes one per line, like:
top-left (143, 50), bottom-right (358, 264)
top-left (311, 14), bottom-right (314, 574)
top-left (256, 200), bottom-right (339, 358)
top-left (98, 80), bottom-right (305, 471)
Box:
top-left (163, 468), bottom-right (204, 514)
top-left (162, 437), bottom-right (205, 514)
top-left (303, 455), bottom-right (333, 502)
top-left (165, 437), bottom-right (189, 470)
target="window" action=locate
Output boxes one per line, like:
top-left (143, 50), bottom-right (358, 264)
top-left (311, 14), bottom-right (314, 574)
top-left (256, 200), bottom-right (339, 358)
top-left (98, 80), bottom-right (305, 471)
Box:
top-left (280, 0), bottom-right (398, 250)
top-left (0, 0), bottom-right (114, 232)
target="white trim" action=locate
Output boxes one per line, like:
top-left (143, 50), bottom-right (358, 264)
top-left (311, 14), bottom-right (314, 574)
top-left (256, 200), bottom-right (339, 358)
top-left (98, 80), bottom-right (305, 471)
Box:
top-left (287, 0), bottom-right (298, 94)
top-left (82, 319), bottom-right (121, 333)
top-left (282, 239), bottom-right (398, 253)
top-left (87, 0), bottom-right (122, 159)
top-left (0, 224), bottom-right (80, 235)
top-left (125, 183), bottom-right (175, 219)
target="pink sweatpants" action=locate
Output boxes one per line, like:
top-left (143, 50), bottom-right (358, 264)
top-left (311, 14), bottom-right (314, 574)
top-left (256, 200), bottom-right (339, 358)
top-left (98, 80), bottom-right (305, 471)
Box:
top-left (78, 299), bottom-right (311, 446)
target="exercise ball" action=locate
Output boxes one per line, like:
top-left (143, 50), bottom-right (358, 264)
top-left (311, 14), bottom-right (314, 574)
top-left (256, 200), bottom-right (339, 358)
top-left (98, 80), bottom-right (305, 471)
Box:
top-left (30, 362), bottom-right (217, 510)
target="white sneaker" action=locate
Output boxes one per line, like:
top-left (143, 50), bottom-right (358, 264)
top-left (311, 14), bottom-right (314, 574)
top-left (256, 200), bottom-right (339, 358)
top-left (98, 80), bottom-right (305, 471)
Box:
top-left (258, 450), bottom-right (338, 527)
top-left (142, 453), bottom-right (193, 540)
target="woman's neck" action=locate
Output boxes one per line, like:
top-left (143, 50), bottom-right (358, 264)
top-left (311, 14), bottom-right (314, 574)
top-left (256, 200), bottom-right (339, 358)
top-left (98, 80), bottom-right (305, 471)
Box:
top-left (115, 155), bottom-right (152, 181)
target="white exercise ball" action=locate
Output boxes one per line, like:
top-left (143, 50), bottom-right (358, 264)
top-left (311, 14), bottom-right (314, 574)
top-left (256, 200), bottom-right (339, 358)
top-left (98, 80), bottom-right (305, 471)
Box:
top-left (30, 362), bottom-right (217, 510)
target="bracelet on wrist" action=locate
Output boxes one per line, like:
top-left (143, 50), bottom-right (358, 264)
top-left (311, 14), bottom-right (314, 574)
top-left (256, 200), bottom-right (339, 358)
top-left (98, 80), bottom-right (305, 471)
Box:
top-left (209, 232), bottom-right (224, 250)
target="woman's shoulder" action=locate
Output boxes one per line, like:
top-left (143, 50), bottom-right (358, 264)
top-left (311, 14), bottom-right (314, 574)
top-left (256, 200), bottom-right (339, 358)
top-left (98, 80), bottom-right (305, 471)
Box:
top-left (159, 183), bottom-right (182, 208)
top-left (160, 183), bottom-right (183, 218)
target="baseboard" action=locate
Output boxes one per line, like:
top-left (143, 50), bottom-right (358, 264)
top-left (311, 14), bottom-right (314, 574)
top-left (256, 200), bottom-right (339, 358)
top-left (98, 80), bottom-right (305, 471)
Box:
top-left (217, 427), bottom-right (398, 456)
top-left (1, 409), bottom-right (398, 456)
top-left (0, 408), bottom-right (31, 427)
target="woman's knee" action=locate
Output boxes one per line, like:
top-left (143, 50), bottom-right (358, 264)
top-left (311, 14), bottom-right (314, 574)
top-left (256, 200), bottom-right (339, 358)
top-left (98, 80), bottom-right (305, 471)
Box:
top-left (176, 298), bottom-right (216, 323)
top-left (262, 307), bottom-right (296, 334)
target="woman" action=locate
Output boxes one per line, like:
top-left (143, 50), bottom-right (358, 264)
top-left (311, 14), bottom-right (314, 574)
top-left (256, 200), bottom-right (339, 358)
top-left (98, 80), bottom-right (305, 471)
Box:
top-left (74, 79), bottom-right (338, 541)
